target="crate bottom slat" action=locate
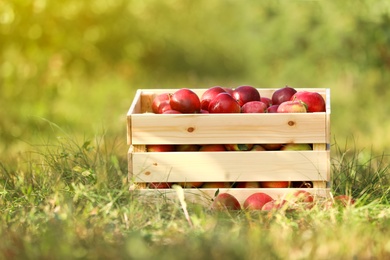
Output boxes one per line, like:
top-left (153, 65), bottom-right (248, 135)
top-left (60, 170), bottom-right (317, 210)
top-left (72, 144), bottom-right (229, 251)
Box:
top-left (130, 188), bottom-right (331, 206)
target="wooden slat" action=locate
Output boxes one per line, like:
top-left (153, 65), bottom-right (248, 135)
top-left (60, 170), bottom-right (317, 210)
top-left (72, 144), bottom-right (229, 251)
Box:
top-left (130, 113), bottom-right (327, 145)
top-left (130, 150), bottom-right (330, 183)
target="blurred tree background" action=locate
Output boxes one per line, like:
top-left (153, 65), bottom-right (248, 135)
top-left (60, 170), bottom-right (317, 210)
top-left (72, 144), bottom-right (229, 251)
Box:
top-left (1, 0), bottom-right (390, 157)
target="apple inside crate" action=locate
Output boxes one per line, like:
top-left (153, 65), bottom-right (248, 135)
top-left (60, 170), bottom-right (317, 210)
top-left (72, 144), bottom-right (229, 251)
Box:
top-left (127, 88), bottom-right (331, 205)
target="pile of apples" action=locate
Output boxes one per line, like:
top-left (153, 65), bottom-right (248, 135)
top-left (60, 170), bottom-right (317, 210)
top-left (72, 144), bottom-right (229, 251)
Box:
top-left (211, 191), bottom-right (356, 211)
top-left (152, 85), bottom-right (326, 114)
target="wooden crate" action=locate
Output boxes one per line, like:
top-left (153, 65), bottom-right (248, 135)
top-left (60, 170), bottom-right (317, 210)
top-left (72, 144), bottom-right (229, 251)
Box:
top-left (127, 88), bottom-right (331, 205)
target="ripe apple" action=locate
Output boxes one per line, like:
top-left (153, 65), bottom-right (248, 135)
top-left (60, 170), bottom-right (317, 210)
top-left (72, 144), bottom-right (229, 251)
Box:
top-left (176, 144), bottom-right (200, 151)
top-left (199, 144), bottom-right (227, 151)
top-left (232, 85), bottom-right (261, 106)
top-left (241, 101), bottom-right (268, 113)
top-left (178, 182), bottom-right (204, 188)
top-left (289, 190), bottom-right (314, 203)
top-left (158, 101), bottom-right (173, 114)
top-left (202, 182), bottom-right (231, 188)
top-left (235, 182), bottom-right (261, 188)
top-left (262, 199), bottom-right (288, 211)
top-left (162, 109), bottom-right (182, 114)
top-left (200, 86), bottom-right (226, 111)
top-left (260, 181), bottom-right (290, 188)
top-left (280, 143), bottom-right (312, 151)
top-left (261, 143), bottom-right (283, 150)
top-left (277, 100), bottom-right (307, 113)
top-left (224, 143), bottom-right (254, 151)
top-left (152, 93), bottom-right (171, 114)
top-left (271, 86), bottom-right (297, 105)
top-left (222, 87), bottom-right (234, 96)
top-left (267, 104), bottom-right (279, 113)
top-left (148, 182), bottom-right (171, 189)
top-left (250, 144), bottom-right (266, 151)
top-left (291, 91), bottom-right (326, 112)
top-left (243, 192), bottom-right (273, 210)
top-left (146, 144), bottom-right (176, 152)
top-left (208, 92), bottom-right (241, 113)
top-left (260, 97), bottom-right (272, 107)
top-left (170, 88), bottom-right (201, 113)
top-left (211, 193), bottom-right (241, 211)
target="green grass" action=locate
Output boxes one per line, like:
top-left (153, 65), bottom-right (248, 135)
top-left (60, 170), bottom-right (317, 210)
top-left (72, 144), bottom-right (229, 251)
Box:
top-left (1, 127), bottom-right (389, 259)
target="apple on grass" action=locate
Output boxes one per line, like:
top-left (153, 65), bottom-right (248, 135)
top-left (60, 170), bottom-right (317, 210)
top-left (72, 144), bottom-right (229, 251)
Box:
top-left (211, 193), bottom-right (241, 211)
top-left (243, 192), bottom-right (273, 210)
top-left (262, 199), bottom-right (288, 211)
top-left (333, 195), bottom-right (356, 206)
top-left (288, 190), bottom-right (314, 203)
top-left (291, 91), bottom-right (326, 112)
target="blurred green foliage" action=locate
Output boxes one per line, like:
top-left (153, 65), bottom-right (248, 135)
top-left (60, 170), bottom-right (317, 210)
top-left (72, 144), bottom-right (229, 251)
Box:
top-left (1, 0), bottom-right (390, 155)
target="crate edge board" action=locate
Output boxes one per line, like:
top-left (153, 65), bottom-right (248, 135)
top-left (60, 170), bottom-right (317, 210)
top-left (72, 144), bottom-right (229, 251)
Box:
top-left (129, 150), bottom-right (330, 183)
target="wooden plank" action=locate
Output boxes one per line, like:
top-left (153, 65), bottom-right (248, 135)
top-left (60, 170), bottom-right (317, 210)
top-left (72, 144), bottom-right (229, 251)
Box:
top-left (130, 150), bottom-right (330, 183)
top-left (130, 113), bottom-right (327, 145)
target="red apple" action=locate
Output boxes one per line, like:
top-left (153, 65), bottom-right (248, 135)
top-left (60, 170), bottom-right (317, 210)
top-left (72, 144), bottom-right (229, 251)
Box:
top-left (289, 190), bottom-right (314, 203)
top-left (280, 143), bottom-right (312, 151)
top-left (262, 199), bottom-right (288, 211)
top-left (222, 87), bottom-right (234, 96)
top-left (235, 182), bottom-right (261, 188)
top-left (152, 93), bottom-right (171, 114)
top-left (243, 192), bottom-right (273, 210)
top-left (199, 144), bottom-right (227, 151)
top-left (158, 101), bottom-right (173, 114)
top-left (148, 182), bottom-right (171, 189)
top-left (175, 144), bottom-right (200, 151)
top-left (260, 181), bottom-right (290, 188)
top-left (224, 143), bottom-right (254, 151)
top-left (178, 182), bottom-right (204, 188)
top-left (250, 144), bottom-right (266, 151)
top-left (232, 85), bottom-right (261, 106)
top-left (271, 86), bottom-right (297, 105)
top-left (162, 109), bottom-right (182, 114)
top-left (146, 144), bottom-right (176, 152)
top-left (260, 97), bottom-right (272, 107)
top-left (267, 104), bottom-right (279, 113)
top-left (261, 143), bottom-right (283, 151)
top-left (241, 101), bottom-right (268, 113)
top-left (200, 86), bottom-right (227, 111)
top-left (202, 182), bottom-right (232, 188)
top-left (291, 91), bottom-right (326, 112)
top-left (211, 193), bottom-right (241, 211)
top-left (277, 100), bottom-right (307, 113)
top-left (208, 92), bottom-right (241, 113)
top-left (170, 88), bottom-right (201, 113)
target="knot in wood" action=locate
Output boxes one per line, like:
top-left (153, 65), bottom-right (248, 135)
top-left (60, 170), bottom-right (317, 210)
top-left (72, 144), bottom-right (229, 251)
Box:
top-left (288, 121), bottom-right (295, 126)
top-left (187, 127), bottom-right (195, 133)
